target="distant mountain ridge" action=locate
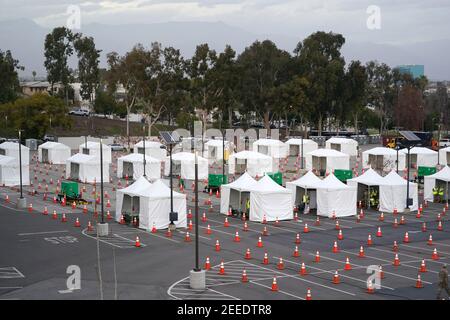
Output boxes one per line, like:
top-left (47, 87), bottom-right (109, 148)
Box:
top-left (1, 18), bottom-right (448, 81)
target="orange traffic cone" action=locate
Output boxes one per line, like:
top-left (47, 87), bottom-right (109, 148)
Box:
top-left (87, 221), bottom-right (93, 231)
top-left (201, 212), bottom-right (207, 222)
top-left (419, 259), bottom-right (427, 273)
top-left (400, 215), bottom-right (406, 225)
top-left (367, 281), bottom-right (375, 294)
top-left (224, 217), bottom-right (229, 227)
top-left (218, 261), bottom-right (225, 275)
top-left (315, 251), bottom-right (320, 263)
top-left (379, 265), bottom-right (385, 279)
top-left (427, 234), bottom-right (433, 246)
top-left (52, 210), bottom-right (57, 220)
top-left (184, 232), bottom-right (192, 242)
top-left (262, 226), bottom-right (268, 236)
top-left (337, 229), bottom-right (343, 240)
top-left (367, 234), bottom-right (373, 246)
top-left (74, 218), bottom-right (81, 227)
top-left (106, 211), bottom-right (112, 220)
top-left (393, 253), bottom-right (400, 266)
top-left (205, 224), bottom-right (212, 235)
top-left (43, 206), bottom-right (48, 215)
top-left (72, 201), bottom-right (76, 209)
top-left (61, 213), bottom-right (67, 222)
top-left (204, 257), bottom-right (211, 270)
top-left (303, 223), bottom-right (310, 233)
top-left (393, 241), bottom-right (399, 252)
top-left (271, 277), bottom-right (278, 291)
top-left (83, 204), bottom-right (87, 214)
top-left (262, 215), bottom-right (267, 224)
top-left (376, 227), bottom-right (382, 237)
top-left (243, 221), bottom-right (249, 231)
top-left (166, 228), bottom-right (172, 238)
top-left (120, 214), bottom-right (125, 225)
top-left (151, 222), bottom-right (157, 233)
top-left (277, 257), bottom-right (285, 270)
top-left (187, 209), bottom-right (192, 219)
top-left (393, 208), bottom-right (398, 215)
top-left (262, 252), bottom-right (269, 265)
top-left (295, 233), bottom-right (301, 244)
top-left (344, 257), bottom-right (352, 270)
top-left (234, 231), bottom-right (241, 242)
top-left (5, 194), bottom-right (9, 203)
top-left (332, 271), bottom-right (340, 284)
top-left (28, 203), bottom-right (33, 213)
top-left (422, 222), bottom-right (427, 232)
top-left (415, 274), bottom-right (423, 288)
top-left (432, 248), bottom-right (439, 260)
top-left (393, 218), bottom-right (398, 228)
top-left (332, 241), bottom-right (339, 253)
top-left (437, 221), bottom-right (443, 231)
top-left (315, 216), bottom-right (320, 226)
top-left (257, 236), bottom-right (263, 248)
top-left (135, 236), bottom-right (141, 247)
top-left (403, 232), bottom-right (410, 243)
top-left (335, 220), bottom-right (340, 230)
top-left (293, 245), bottom-right (300, 257)
top-left (299, 263), bottom-right (307, 276)
top-left (215, 240), bottom-right (221, 251)
top-left (245, 248), bottom-right (251, 260)
top-left (379, 212), bottom-right (384, 221)
top-left (241, 269), bottom-right (248, 283)
top-left (359, 246), bottom-right (365, 258)
top-left (188, 220), bottom-right (193, 231)
top-left (305, 288), bottom-right (312, 300)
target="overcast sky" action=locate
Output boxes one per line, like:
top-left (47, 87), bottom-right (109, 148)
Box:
top-left (1, 0), bottom-right (449, 45)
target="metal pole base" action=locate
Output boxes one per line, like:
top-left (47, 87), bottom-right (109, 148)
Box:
top-left (16, 197), bottom-right (27, 209)
top-left (168, 223), bottom-right (176, 231)
top-left (189, 269), bottom-right (206, 290)
top-left (97, 222), bottom-right (109, 236)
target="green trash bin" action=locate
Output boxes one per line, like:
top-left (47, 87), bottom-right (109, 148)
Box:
top-left (208, 174), bottom-right (228, 189)
top-left (334, 169), bottom-right (353, 182)
top-left (61, 181), bottom-right (79, 198)
top-left (266, 172), bottom-right (282, 185)
top-left (418, 166), bottom-right (436, 177)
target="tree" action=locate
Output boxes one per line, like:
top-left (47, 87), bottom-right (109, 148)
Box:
top-left (394, 84), bottom-right (424, 130)
top-left (44, 27), bottom-right (78, 105)
top-left (295, 32), bottom-right (346, 135)
top-left (32, 71), bottom-right (37, 81)
top-left (0, 50), bottom-right (24, 104)
top-left (93, 89), bottom-right (118, 115)
top-left (0, 93), bottom-right (71, 139)
top-left (74, 36), bottom-right (101, 102)
top-left (237, 40), bottom-right (291, 131)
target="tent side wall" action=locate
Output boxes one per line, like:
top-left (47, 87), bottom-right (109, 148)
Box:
top-left (249, 192), bottom-right (292, 222)
top-left (139, 196), bottom-right (187, 230)
top-left (316, 188), bottom-right (356, 217)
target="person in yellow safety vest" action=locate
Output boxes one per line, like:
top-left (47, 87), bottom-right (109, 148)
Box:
top-left (246, 198), bottom-right (250, 213)
top-left (439, 187), bottom-right (444, 202)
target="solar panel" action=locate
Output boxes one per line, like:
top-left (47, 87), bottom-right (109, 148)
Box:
top-left (399, 131), bottom-right (421, 142)
top-left (160, 131), bottom-right (181, 144)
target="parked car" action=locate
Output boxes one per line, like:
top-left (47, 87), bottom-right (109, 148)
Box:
top-left (109, 143), bottom-right (124, 151)
top-left (439, 138), bottom-right (450, 148)
top-left (43, 134), bottom-right (56, 142)
top-left (69, 109), bottom-right (90, 116)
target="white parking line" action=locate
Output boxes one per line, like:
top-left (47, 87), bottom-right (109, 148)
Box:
top-left (18, 230), bottom-right (69, 236)
top-left (249, 280), bottom-right (305, 300)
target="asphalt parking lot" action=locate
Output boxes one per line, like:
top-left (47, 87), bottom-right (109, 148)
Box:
top-left (0, 146), bottom-right (449, 300)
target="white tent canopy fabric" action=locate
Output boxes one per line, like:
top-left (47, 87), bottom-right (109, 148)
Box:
top-left (228, 151), bottom-right (274, 178)
top-left (248, 175), bottom-right (293, 222)
top-left (305, 149), bottom-right (350, 173)
top-left (347, 168), bottom-right (385, 187)
top-left (65, 153), bottom-right (110, 183)
top-left (362, 147), bottom-right (406, 171)
top-left (253, 139), bottom-right (288, 158)
top-left (0, 141), bottom-right (30, 165)
top-left (286, 139), bottom-right (318, 157)
top-left (164, 152), bottom-right (208, 180)
top-left (325, 137), bottom-right (358, 157)
top-left (38, 141), bottom-right (71, 164)
top-left (379, 171), bottom-right (418, 213)
top-left (117, 153), bottom-right (161, 181)
top-left (115, 177), bottom-right (187, 230)
top-left (220, 172), bottom-right (258, 214)
top-left (315, 174), bottom-right (357, 218)
top-left (424, 166), bottom-right (450, 202)
top-left (439, 147), bottom-right (450, 166)
top-left (133, 140), bottom-right (166, 160)
top-left (0, 155), bottom-right (30, 186)
top-left (78, 141), bottom-right (112, 163)
top-left (204, 139), bottom-right (232, 161)
top-left (286, 170), bottom-right (322, 207)
top-left (400, 147), bottom-right (438, 168)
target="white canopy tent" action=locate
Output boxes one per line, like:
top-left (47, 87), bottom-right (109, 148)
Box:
top-left (0, 155), bottom-right (30, 186)
top-left (229, 151), bottom-right (274, 178)
top-left (305, 149), bottom-right (350, 175)
top-left (0, 141), bottom-right (30, 165)
top-left (286, 139), bottom-right (318, 157)
top-left (347, 168), bottom-right (385, 207)
top-left (379, 171), bottom-right (418, 213)
top-left (362, 147), bottom-right (406, 172)
top-left (38, 141), bottom-right (71, 164)
top-left (79, 141), bottom-right (112, 163)
top-left (424, 166), bottom-right (450, 202)
top-left (286, 170), bottom-right (322, 208)
top-left (65, 153), bottom-right (110, 183)
top-left (133, 140), bottom-right (166, 161)
top-left (220, 172), bottom-right (258, 214)
top-left (253, 139), bottom-right (288, 158)
top-left (116, 178), bottom-right (187, 230)
top-left (117, 153), bottom-right (161, 181)
top-left (248, 175), bottom-right (293, 222)
top-left (316, 174), bottom-right (357, 218)
top-left (400, 147), bottom-right (438, 168)
top-left (164, 152), bottom-right (208, 180)
top-left (325, 137), bottom-right (358, 157)
top-left (439, 147), bottom-right (450, 166)
top-left (204, 139), bottom-right (233, 162)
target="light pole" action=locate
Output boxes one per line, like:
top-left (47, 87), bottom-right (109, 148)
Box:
top-left (16, 130), bottom-right (27, 209)
top-left (97, 138), bottom-right (109, 236)
top-left (189, 150), bottom-right (205, 290)
top-left (300, 134), bottom-right (304, 170)
top-left (142, 125), bottom-right (146, 178)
